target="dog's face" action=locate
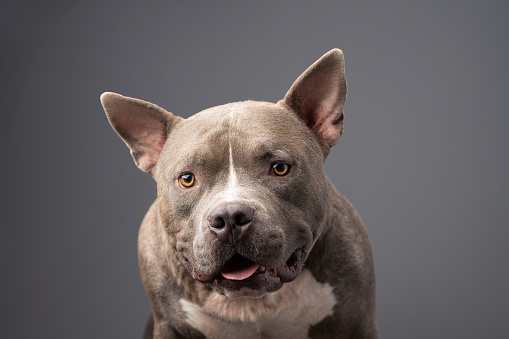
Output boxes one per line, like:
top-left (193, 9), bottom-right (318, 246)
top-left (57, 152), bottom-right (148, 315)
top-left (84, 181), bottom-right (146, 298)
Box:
top-left (154, 101), bottom-right (330, 298)
top-left (101, 49), bottom-right (347, 299)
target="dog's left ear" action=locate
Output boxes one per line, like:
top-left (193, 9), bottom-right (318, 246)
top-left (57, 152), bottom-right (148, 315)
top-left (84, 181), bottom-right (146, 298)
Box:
top-left (281, 49), bottom-right (347, 148)
top-left (101, 92), bottom-right (181, 173)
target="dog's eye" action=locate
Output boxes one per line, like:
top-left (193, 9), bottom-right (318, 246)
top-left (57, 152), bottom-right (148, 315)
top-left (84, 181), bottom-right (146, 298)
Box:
top-left (179, 173), bottom-right (195, 188)
top-left (272, 163), bottom-right (290, 176)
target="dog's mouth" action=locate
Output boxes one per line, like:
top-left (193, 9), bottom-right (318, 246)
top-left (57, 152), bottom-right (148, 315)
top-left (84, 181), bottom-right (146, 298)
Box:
top-left (186, 247), bottom-right (305, 298)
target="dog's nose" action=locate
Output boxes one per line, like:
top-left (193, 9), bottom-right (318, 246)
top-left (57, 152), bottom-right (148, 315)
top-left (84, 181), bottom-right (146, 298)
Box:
top-left (208, 203), bottom-right (254, 244)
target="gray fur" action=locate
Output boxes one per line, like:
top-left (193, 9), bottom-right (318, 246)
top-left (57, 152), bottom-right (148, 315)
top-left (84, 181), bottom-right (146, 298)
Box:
top-left (101, 49), bottom-right (378, 338)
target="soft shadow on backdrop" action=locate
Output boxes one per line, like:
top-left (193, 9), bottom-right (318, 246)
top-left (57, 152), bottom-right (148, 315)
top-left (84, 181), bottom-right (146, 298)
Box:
top-left (1, 1), bottom-right (507, 338)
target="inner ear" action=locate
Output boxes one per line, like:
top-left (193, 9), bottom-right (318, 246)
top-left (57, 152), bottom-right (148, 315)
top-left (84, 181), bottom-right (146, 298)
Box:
top-left (101, 92), bottom-right (178, 173)
top-left (117, 110), bottom-right (166, 171)
top-left (282, 49), bottom-right (347, 148)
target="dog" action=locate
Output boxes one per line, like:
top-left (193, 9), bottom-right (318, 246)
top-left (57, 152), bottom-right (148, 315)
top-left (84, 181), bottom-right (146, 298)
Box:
top-left (101, 49), bottom-right (378, 339)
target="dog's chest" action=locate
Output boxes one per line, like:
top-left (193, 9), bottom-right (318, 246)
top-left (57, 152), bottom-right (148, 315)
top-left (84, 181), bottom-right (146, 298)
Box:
top-left (179, 270), bottom-right (336, 339)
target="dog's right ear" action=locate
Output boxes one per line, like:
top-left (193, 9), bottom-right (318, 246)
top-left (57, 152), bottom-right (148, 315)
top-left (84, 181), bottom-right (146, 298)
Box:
top-left (281, 49), bottom-right (347, 150)
top-left (100, 92), bottom-right (181, 173)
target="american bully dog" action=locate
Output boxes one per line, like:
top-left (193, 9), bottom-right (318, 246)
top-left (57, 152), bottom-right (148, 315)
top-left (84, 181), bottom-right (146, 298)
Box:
top-left (101, 49), bottom-right (378, 339)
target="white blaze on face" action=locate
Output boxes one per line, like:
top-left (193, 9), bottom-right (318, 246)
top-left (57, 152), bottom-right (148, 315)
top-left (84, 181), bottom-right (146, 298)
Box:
top-left (225, 142), bottom-right (240, 201)
top-left (224, 106), bottom-right (242, 202)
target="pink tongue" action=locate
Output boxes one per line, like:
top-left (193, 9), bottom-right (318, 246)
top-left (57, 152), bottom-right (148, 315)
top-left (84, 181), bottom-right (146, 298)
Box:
top-left (220, 256), bottom-right (260, 281)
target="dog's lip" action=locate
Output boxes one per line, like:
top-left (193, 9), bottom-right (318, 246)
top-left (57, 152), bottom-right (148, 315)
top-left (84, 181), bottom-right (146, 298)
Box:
top-left (185, 247), bottom-right (305, 286)
top-left (274, 246), bottom-right (305, 282)
top-left (213, 247), bottom-right (305, 298)
top-left (185, 258), bottom-right (216, 283)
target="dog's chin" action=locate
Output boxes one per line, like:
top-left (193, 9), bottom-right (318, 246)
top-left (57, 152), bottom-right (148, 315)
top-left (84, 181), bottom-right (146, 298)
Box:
top-left (186, 247), bottom-right (305, 299)
top-left (213, 264), bottom-right (284, 299)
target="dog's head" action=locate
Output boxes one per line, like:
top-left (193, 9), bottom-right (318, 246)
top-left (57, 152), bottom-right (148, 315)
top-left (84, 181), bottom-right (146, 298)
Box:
top-left (102, 49), bottom-right (347, 298)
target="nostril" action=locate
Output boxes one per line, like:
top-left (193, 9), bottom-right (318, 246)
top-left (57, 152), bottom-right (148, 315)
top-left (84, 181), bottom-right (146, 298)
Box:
top-left (209, 215), bottom-right (226, 229)
top-left (234, 212), bottom-right (253, 226)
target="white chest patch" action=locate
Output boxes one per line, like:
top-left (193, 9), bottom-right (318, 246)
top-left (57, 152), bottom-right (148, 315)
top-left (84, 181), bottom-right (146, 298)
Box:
top-left (179, 269), bottom-right (336, 339)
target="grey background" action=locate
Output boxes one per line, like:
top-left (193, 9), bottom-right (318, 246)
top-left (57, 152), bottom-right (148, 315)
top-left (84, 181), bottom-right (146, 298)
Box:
top-left (1, 1), bottom-right (507, 338)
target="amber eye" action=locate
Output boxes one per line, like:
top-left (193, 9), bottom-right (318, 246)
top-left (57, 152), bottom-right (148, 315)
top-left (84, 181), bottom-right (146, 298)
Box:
top-left (272, 163), bottom-right (290, 176)
top-left (179, 173), bottom-right (195, 188)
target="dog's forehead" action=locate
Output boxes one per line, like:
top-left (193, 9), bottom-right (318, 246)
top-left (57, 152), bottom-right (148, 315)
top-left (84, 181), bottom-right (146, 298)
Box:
top-left (180, 101), bottom-right (304, 147)
top-left (160, 100), bottom-right (315, 175)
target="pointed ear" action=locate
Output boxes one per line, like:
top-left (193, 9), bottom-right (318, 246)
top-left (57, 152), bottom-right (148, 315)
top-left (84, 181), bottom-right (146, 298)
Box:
top-left (282, 49), bottom-right (347, 148)
top-left (100, 92), bottom-right (181, 173)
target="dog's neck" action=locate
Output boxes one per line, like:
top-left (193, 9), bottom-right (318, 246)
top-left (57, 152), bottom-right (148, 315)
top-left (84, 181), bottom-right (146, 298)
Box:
top-left (179, 269), bottom-right (336, 338)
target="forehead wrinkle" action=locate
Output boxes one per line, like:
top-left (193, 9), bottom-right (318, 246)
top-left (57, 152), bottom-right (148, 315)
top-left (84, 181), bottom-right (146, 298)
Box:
top-left (170, 123), bottom-right (230, 173)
